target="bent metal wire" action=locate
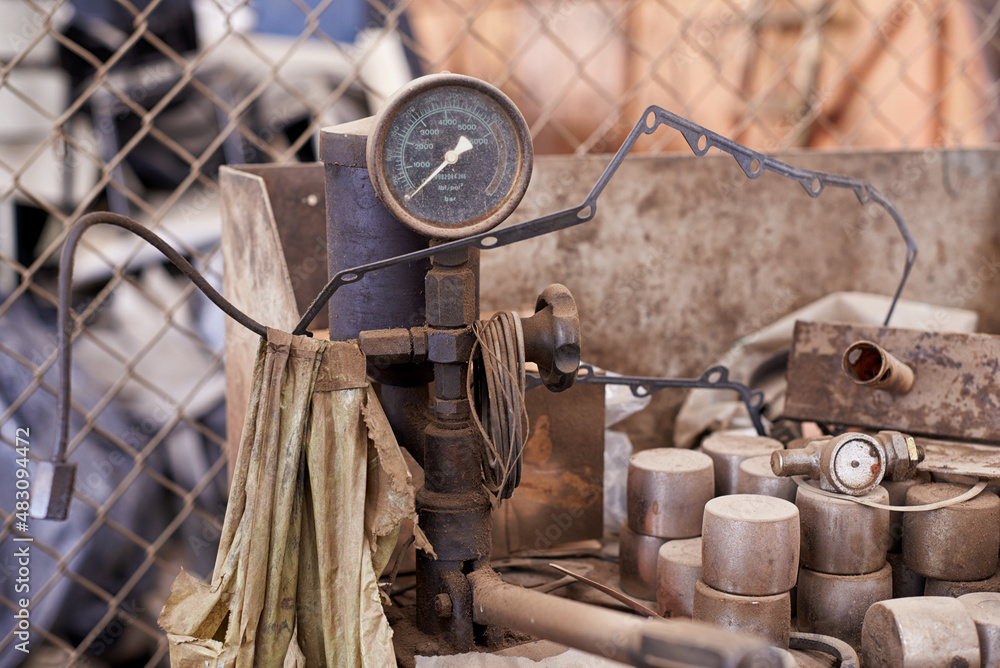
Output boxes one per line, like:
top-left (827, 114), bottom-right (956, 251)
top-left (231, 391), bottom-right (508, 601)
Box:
top-left (53, 105), bottom-right (918, 515)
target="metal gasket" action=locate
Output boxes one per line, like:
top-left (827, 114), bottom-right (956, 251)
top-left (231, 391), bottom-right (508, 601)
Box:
top-left (527, 363), bottom-right (768, 436)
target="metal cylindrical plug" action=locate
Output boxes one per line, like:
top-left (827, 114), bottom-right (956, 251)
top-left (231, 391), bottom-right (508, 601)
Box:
top-left (627, 448), bottom-right (714, 538)
top-left (862, 597), bottom-right (981, 667)
top-left (842, 340), bottom-right (914, 394)
top-left (903, 483), bottom-right (1000, 581)
top-left (701, 495), bottom-right (800, 596)
top-left (700, 433), bottom-right (783, 496)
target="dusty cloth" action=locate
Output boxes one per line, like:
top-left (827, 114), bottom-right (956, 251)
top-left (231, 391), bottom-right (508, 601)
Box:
top-left (158, 329), bottom-right (432, 667)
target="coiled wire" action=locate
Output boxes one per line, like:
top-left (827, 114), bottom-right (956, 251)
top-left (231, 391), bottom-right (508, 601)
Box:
top-left (468, 311), bottom-right (528, 502)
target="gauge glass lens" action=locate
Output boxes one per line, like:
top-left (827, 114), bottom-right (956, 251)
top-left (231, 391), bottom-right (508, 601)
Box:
top-left (383, 85), bottom-right (523, 227)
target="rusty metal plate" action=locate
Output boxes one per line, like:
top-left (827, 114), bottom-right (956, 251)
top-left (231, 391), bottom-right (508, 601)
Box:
top-left (491, 382), bottom-right (604, 556)
top-left (784, 320), bottom-right (1000, 442)
top-left (918, 440), bottom-right (1000, 479)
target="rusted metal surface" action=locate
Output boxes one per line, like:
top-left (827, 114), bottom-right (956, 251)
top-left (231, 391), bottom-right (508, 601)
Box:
top-left (627, 448), bottom-right (714, 538)
top-left (796, 564), bottom-right (892, 650)
top-left (916, 439), bottom-right (1000, 479)
top-left (321, 122), bottom-right (431, 367)
top-left (796, 484), bottom-right (889, 575)
top-left (785, 321), bottom-right (1000, 442)
top-left (862, 597), bottom-right (981, 667)
top-left (902, 483), bottom-right (1000, 581)
top-left (882, 478), bottom-right (926, 552)
top-left (482, 150), bottom-right (1000, 452)
top-left (491, 381), bottom-right (604, 556)
top-left (701, 494), bottom-right (799, 597)
top-left (925, 571), bottom-right (1000, 597)
top-left (789, 632), bottom-right (860, 668)
top-left (417, 248), bottom-right (492, 639)
top-left (692, 579), bottom-right (792, 648)
top-left (468, 568), bottom-right (795, 667)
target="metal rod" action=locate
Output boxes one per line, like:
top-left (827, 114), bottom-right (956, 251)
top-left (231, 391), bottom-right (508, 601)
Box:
top-left (468, 568), bottom-right (794, 668)
top-left (55, 212), bottom-right (266, 464)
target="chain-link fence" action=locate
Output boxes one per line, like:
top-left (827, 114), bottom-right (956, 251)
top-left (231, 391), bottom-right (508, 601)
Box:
top-left (0, 0), bottom-right (998, 664)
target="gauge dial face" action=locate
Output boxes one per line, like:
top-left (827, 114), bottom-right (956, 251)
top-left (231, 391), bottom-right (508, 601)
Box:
top-left (368, 74), bottom-right (533, 239)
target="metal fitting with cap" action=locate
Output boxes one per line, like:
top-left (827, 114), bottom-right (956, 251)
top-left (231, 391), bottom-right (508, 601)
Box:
top-left (770, 430), bottom-right (923, 496)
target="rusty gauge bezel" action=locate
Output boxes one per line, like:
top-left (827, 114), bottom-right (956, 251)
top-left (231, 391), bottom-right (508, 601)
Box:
top-left (367, 73), bottom-right (533, 240)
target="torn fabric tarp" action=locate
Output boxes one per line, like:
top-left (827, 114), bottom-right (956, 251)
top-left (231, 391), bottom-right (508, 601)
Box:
top-left (159, 329), bottom-right (433, 667)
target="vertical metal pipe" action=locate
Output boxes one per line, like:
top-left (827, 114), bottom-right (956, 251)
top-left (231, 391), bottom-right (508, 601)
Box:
top-left (320, 119), bottom-right (431, 343)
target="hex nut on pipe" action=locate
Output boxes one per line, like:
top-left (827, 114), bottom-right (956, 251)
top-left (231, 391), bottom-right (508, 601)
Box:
top-left (960, 593), bottom-right (1000, 668)
top-left (796, 564), bottom-right (892, 650)
top-left (656, 537), bottom-right (702, 618)
top-left (903, 483), bottom-right (1000, 581)
top-left (619, 520), bottom-right (668, 600)
top-left (796, 483), bottom-right (890, 575)
top-left (701, 432), bottom-right (783, 496)
top-left (862, 597), bottom-right (981, 667)
top-left (701, 495), bottom-right (799, 596)
top-left (886, 552), bottom-right (925, 599)
top-left (626, 448), bottom-right (714, 539)
top-left (692, 579), bottom-right (791, 648)
top-left (737, 454), bottom-right (797, 503)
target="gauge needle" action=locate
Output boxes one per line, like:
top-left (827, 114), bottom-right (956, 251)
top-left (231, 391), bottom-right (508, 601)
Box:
top-left (404, 135), bottom-right (474, 202)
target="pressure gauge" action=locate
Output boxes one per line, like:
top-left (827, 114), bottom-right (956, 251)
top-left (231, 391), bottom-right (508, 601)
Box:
top-left (367, 73), bottom-right (533, 239)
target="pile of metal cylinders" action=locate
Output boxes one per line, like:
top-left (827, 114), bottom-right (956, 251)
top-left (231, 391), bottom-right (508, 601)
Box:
top-left (618, 433), bottom-right (1000, 666)
top-left (619, 448), bottom-right (713, 607)
top-left (860, 481), bottom-right (1000, 665)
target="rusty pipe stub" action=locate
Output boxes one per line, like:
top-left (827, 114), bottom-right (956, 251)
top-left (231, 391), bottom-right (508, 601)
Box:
top-left (842, 340), bottom-right (914, 394)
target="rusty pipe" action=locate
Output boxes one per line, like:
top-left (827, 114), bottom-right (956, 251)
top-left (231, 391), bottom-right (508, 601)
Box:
top-left (468, 569), bottom-right (794, 668)
top-left (842, 341), bottom-right (914, 393)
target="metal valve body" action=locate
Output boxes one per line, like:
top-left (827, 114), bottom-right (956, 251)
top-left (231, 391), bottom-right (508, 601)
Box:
top-left (771, 431), bottom-right (924, 496)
